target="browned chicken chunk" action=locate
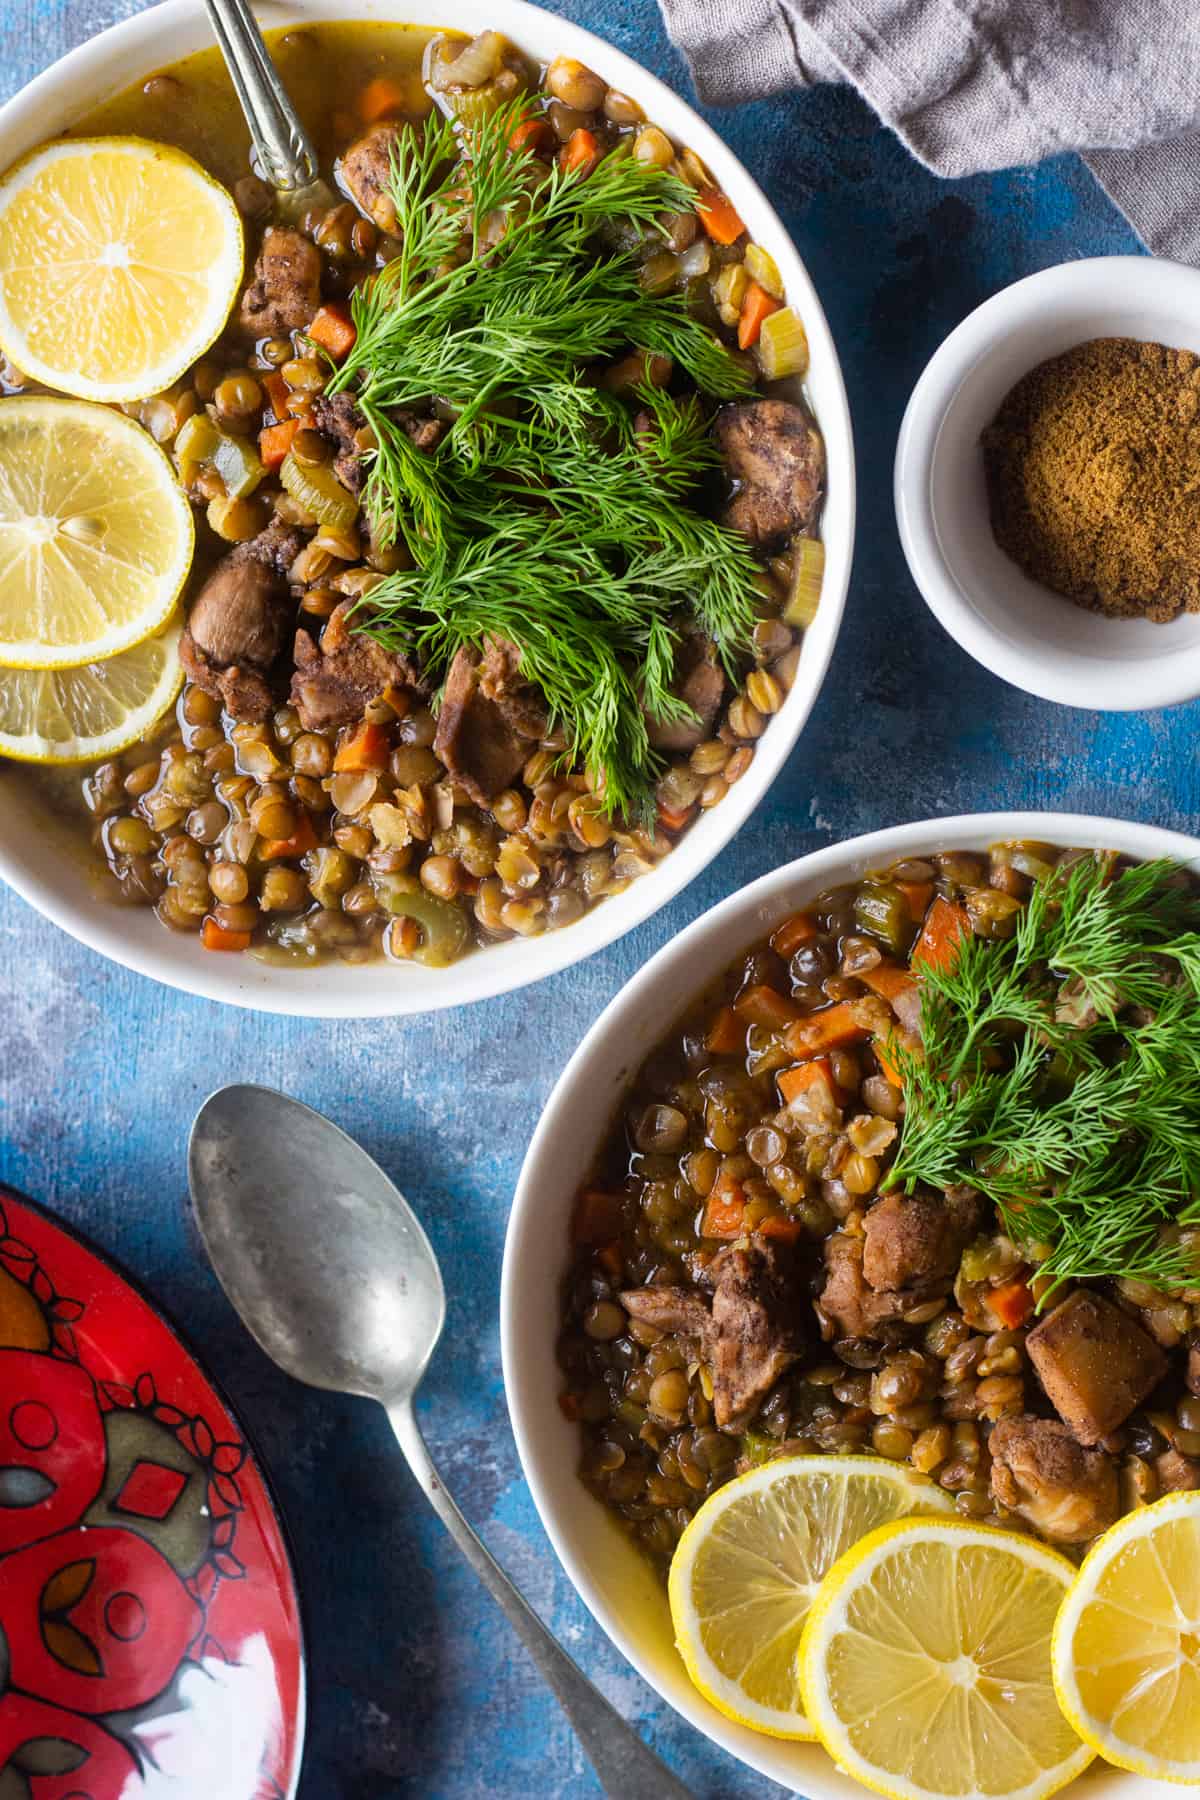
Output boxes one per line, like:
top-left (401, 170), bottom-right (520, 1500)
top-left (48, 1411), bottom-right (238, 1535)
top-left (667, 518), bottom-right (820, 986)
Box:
top-left (179, 521), bottom-right (301, 721)
top-left (989, 1416), bottom-right (1119, 1543)
top-left (236, 227), bottom-right (321, 339)
top-left (708, 1240), bottom-right (805, 1430)
top-left (433, 644), bottom-right (539, 807)
top-left (1026, 1290), bottom-right (1168, 1445)
top-left (714, 399), bottom-right (825, 549)
top-left (818, 1231), bottom-right (906, 1339)
top-left (1156, 1448), bottom-right (1200, 1492)
top-left (290, 601), bottom-right (423, 732)
top-left (644, 634), bottom-right (726, 753)
top-left (619, 1285), bottom-right (712, 1341)
top-left (862, 1189), bottom-right (978, 1296)
top-left (338, 123), bottom-right (405, 230)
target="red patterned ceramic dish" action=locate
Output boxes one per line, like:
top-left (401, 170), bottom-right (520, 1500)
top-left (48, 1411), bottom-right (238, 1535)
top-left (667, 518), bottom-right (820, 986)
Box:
top-left (0, 1184), bottom-right (304, 1798)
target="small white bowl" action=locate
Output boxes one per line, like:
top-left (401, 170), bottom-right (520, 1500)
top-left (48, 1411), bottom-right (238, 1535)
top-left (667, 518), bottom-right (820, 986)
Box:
top-left (895, 255), bottom-right (1200, 711)
top-left (0, 0), bottom-right (854, 1017)
top-left (502, 809), bottom-right (1200, 1797)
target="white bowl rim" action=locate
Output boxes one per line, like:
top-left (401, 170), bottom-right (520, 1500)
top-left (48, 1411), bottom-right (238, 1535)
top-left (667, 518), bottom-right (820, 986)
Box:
top-left (0, 0), bottom-right (855, 1017)
top-left (501, 808), bottom-right (1200, 1794)
top-left (894, 253), bottom-right (1200, 713)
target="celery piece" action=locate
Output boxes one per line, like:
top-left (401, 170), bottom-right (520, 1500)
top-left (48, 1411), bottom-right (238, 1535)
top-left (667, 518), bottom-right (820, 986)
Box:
top-left (279, 449), bottom-right (358, 531)
top-left (783, 538), bottom-right (824, 627)
top-left (755, 306), bottom-right (809, 380)
top-left (175, 412), bottom-right (220, 464)
top-left (212, 432), bottom-right (265, 499)
top-left (744, 243), bottom-right (783, 299)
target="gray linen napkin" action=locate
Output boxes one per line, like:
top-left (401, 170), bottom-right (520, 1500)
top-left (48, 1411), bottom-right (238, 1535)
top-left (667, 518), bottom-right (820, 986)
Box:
top-left (657, 0), bottom-right (1200, 263)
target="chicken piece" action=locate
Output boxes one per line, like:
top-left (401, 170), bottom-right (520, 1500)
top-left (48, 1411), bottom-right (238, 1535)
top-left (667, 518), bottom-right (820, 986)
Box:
top-left (1026, 1290), bottom-right (1168, 1446)
top-left (290, 601), bottom-right (423, 732)
top-left (310, 392), bottom-right (369, 495)
top-left (989, 1416), bottom-right (1118, 1544)
top-left (477, 637), bottom-right (548, 742)
top-left (714, 399), bottom-right (825, 549)
top-left (236, 227), bottom-right (321, 340)
top-left (432, 645), bottom-right (536, 807)
top-left (644, 634), bottom-right (726, 753)
top-left (862, 1189), bottom-right (978, 1297)
top-left (818, 1232), bottom-right (907, 1339)
top-left (619, 1285), bottom-right (711, 1341)
top-left (1156, 1448), bottom-right (1200, 1492)
top-left (708, 1240), bottom-right (805, 1430)
top-left (179, 522), bottom-right (302, 721)
top-left (338, 123), bottom-right (405, 230)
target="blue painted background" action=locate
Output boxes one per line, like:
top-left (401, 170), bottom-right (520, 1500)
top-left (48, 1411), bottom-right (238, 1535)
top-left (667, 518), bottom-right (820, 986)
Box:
top-left (0, 1), bottom-right (1183, 1794)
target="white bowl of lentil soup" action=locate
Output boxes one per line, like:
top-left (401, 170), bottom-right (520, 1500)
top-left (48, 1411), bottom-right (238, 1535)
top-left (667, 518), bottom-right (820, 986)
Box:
top-left (0, 0), bottom-right (852, 1015)
top-left (503, 811), bottom-right (1200, 1794)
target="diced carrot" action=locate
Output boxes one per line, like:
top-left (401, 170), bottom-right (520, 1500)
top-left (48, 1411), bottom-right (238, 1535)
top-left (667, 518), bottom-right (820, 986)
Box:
top-left (307, 303), bottom-right (357, 361)
top-left (986, 1274), bottom-right (1036, 1330)
top-left (202, 916), bottom-right (251, 953)
top-left (561, 128), bottom-right (599, 174)
top-left (596, 1242), bottom-right (623, 1281)
top-left (262, 370), bottom-right (290, 420)
top-left (701, 1174), bottom-right (746, 1239)
top-left (770, 911), bottom-right (818, 958)
top-left (558, 1391), bottom-right (581, 1421)
top-left (705, 1005), bottom-right (745, 1056)
top-left (912, 896), bottom-right (971, 974)
top-left (695, 187), bottom-right (746, 246)
top-left (756, 1213), bottom-right (806, 1243)
top-left (358, 75), bottom-right (409, 123)
top-left (261, 813), bottom-right (318, 862)
top-left (778, 1056), bottom-right (841, 1108)
top-left (737, 280), bottom-right (782, 350)
top-left (872, 1036), bottom-right (903, 1087)
top-left (784, 1000), bottom-right (870, 1060)
top-left (509, 114), bottom-right (555, 155)
top-left (334, 720), bottom-right (390, 772)
top-left (859, 962), bottom-right (919, 1008)
top-left (657, 801), bottom-right (695, 834)
top-left (734, 984), bottom-right (800, 1029)
top-left (897, 880), bottom-right (934, 921)
top-left (259, 417), bottom-right (300, 471)
top-left (573, 1189), bottom-right (624, 1245)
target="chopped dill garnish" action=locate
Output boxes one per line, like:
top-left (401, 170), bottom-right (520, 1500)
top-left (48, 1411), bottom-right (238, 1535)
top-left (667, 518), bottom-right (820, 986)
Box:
top-left (885, 854), bottom-right (1200, 1300)
top-left (327, 97), bottom-right (762, 817)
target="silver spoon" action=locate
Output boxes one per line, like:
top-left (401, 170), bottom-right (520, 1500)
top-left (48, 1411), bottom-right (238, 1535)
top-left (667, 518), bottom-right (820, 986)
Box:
top-left (202, 0), bottom-right (325, 199)
top-left (188, 1084), bottom-right (695, 1800)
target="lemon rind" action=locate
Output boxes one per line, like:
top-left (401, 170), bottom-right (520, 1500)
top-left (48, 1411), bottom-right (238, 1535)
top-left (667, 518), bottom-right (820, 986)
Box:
top-left (799, 1517), bottom-right (1095, 1800)
top-left (1051, 1489), bottom-right (1200, 1784)
top-left (0, 397), bottom-right (194, 669)
top-left (668, 1455), bottom-right (955, 1742)
top-left (0, 136), bottom-right (244, 404)
top-left (0, 618), bottom-right (184, 762)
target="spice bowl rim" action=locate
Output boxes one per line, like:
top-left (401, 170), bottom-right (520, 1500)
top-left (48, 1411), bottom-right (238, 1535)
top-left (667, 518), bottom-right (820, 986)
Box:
top-left (501, 807), bottom-right (1199, 1796)
top-left (894, 253), bottom-right (1200, 713)
top-left (0, 0), bottom-right (854, 1018)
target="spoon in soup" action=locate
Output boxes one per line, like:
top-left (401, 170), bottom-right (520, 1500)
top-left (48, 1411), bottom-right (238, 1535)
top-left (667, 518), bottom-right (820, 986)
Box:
top-left (202, 0), bottom-right (323, 197)
top-left (188, 1085), bottom-right (694, 1800)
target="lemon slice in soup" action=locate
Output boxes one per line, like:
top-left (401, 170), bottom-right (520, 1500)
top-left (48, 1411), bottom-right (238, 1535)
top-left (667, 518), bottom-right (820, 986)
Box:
top-left (0, 136), bottom-right (243, 402)
top-left (0, 617), bottom-right (183, 762)
top-left (0, 397), bottom-right (193, 666)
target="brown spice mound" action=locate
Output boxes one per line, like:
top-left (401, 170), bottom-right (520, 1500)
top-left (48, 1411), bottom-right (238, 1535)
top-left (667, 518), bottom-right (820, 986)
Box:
top-left (982, 336), bottom-right (1200, 622)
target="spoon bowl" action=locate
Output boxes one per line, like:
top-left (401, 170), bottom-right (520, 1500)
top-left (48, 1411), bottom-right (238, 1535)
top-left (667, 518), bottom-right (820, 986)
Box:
top-left (189, 1084), bottom-right (443, 1404)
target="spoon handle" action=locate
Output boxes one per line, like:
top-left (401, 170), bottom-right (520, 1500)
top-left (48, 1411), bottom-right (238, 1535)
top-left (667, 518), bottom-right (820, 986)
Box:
top-left (201, 0), bottom-right (318, 190)
top-left (388, 1399), bottom-right (695, 1800)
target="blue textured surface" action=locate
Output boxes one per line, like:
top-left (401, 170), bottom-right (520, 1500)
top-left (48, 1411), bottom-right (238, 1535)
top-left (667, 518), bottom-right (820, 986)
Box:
top-left (0, 2), bottom-right (1182, 1796)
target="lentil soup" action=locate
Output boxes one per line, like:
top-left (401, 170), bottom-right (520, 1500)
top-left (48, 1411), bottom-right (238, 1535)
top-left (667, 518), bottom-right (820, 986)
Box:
top-left (558, 841), bottom-right (1200, 1571)
top-left (3, 22), bottom-right (827, 970)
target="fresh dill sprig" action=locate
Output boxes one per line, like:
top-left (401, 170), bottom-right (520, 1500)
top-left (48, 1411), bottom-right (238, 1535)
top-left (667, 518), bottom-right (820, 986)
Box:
top-left (326, 96), bottom-right (762, 816)
top-left (885, 854), bottom-right (1200, 1298)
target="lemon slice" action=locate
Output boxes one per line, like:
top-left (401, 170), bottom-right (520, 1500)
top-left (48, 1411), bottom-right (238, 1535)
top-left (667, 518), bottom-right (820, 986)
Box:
top-left (1052, 1490), bottom-right (1200, 1781)
top-left (0, 136), bottom-right (243, 402)
top-left (0, 615), bottom-right (183, 762)
top-left (667, 1455), bottom-right (955, 1739)
top-left (0, 397), bottom-right (193, 667)
top-left (799, 1518), bottom-right (1093, 1800)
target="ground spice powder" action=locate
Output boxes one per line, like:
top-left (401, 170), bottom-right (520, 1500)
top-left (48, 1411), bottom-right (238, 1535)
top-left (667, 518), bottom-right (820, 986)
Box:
top-left (982, 336), bottom-right (1200, 622)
